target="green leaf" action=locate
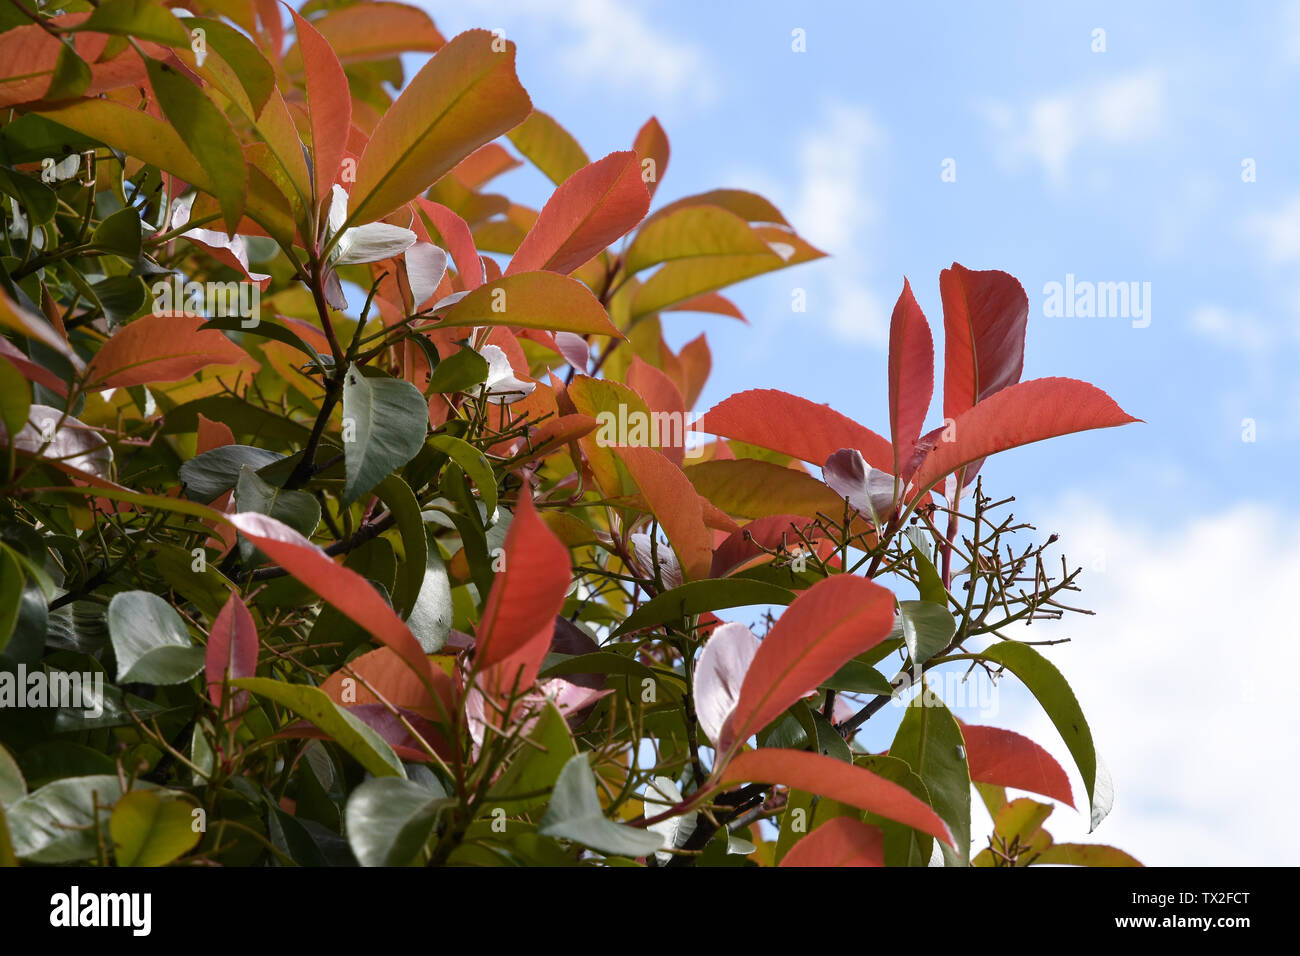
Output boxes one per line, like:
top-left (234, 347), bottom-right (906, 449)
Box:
top-left (91, 206), bottom-right (142, 260)
top-left (344, 777), bottom-right (447, 866)
top-left (404, 525), bottom-right (453, 653)
top-left (904, 527), bottom-right (947, 605)
top-left (612, 578), bottom-right (795, 637)
top-left (0, 167), bottom-right (56, 226)
top-left (110, 790), bottom-right (201, 866)
top-left (145, 58), bottom-right (247, 231)
top-left (7, 775), bottom-right (157, 863)
top-left (46, 42), bottom-right (92, 101)
top-left (1032, 843), bottom-right (1142, 867)
top-left (107, 591), bottom-right (204, 685)
top-left (426, 433), bottom-right (495, 517)
top-left (899, 599), bottom-right (955, 669)
top-left (231, 677), bottom-right (406, 779)
top-left (341, 364), bottom-right (428, 504)
top-left (823, 659), bottom-right (894, 696)
top-left (179, 445), bottom-right (285, 502)
top-left (488, 701), bottom-right (577, 815)
top-left (624, 205), bottom-right (774, 276)
top-left (0, 742), bottom-right (25, 807)
top-left (889, 688), bottom-right (971, 865)
top-left (374, 475), bottom-right (426, 619)
top-left (427, 346), bottom-right (488, 393)
top-left (856, 754), bottom-right (934, 867)
top-left (539, 754), bottom-right (663, 858)
top-left (965, 641), bottom-right (1112, 831)
top-left (0, 355), bottom-right (32, 437)
top-left (234, 466), bottom-right (320, 539)
top-left (0, 548), bottom-right (23, 658)
top-left (76, 0), bottom-right (192, 46)
top-left (200, 316), bottom-right (326, 370)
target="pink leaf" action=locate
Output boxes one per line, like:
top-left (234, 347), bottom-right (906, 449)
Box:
top-left (692, 623), bottom-right (760, 747)
top-left (205, 593), bottom-right (258, 714)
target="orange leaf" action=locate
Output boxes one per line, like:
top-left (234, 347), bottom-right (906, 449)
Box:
top-left (721, 574), bottom-right (895, 750)
top-left (614, 445), bottom-right (713, 582)
top-left (719, 748), bottom-right (953, 846)
top-left (779, 817), bottom-right (884, 867)
top-left (507, 151), bottom-right (649, 277)
top-left (289, 6), bottom-right (351, 205)
top-left (86, 313), bottom-right (253, 389)
top-left (347, 29), bottom-right (531, 227)
top-left (632, 116), bottom-right (670, 200)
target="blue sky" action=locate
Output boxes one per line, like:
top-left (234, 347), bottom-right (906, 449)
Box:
top-left (419, 0), bottom-right (1300, 864)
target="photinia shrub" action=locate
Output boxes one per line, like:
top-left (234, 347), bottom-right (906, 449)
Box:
top-left (0, 0), bottom-right (1140, 868)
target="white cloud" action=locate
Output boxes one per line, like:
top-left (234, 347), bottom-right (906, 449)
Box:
top-left (1189, 304), bottom-right (1280, 353)
top-left (1243, 195), bottom-right (1300, 265)
top-left (984, 68), bottom-right (1166, 185)
top-left (966, 499), bottom-right (1300, 865)
top-left (787, 103), bottom-right (891, 347)
top-left (437, 0), bottom-right (715, 102)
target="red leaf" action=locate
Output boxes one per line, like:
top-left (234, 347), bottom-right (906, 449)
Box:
top-left (676, 333), bottom-right (711, 409)
top-left (507, 151), bottom-right (650, 276)
top-left (718, 748), bottom-right (953, 846)
top-left (86, 313), bottom-right (253, 389)
top-left (289, 6), bottom-right (352, 206)
top-left (632, 117), bottom-right (669, 200)
top-left (227, 512), bottom-right (435, 688)
top-left (710, 513), bottom-right (832, 578)
top-left (666, 292), bottom-right (746, 322)
top-left (205, 593), bottom-right (258, 713)
top-left (698, 389), bottom-right (893, 472)
top-left (476, 493), bottom-right (572, 694)
top-left (721, 574), bottom-right (895, 750)
top-left (320, 646), bottom-right (453, 720)
top-left (912, 377), bottom-right (1140, 494)
top-left (960, 723), bottom-right (1075, 808)
top-left (779, 817), bottom-right (885, 867)
top-left (887, 278), bottom-right (934, 474)
top-left (614, 445), bottom-right (713, 582)
top-left (416, 198), bottom-right (483, 290)
top-left (940, 263), bottom-right (1028, 423)
top-left (627, 355), bottom-right (687, 466)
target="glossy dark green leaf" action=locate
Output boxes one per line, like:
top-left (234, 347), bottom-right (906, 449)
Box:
top-left (539, 754), bottom-right (663, 858)
top-left (179, 444), bottom-right (284, 502)
top-left (91, 206), bottom-right (142, 259)
top-left (612, 578), bottom-right (795, 637)
top-left (344, 777), bottom-right (447, 866)
top-left (900, 599), bottom-right (955, 668)
top-left (341, 364), bottom-right (428, 504)
top-left (374, 475), bottom-right (426, 619)
top-left (234, 466), bottom-right (320, 539)
top-left (7, 775), bottom-right (157, 862)
top-left (427, 346), bottom-right (488, 394)
top-left (426, 433), bottom-right (495, 516)
top-left (966, 641), bottom-right (1112, 831)
top-left (823, 658), bottom-right (893, 696)
top-left (857, 753), bottom-right (934, 867)
top-left (890, 688), bottom-right (970, 865)
top-left (404, 526), bottom-right (452, 653)
top-left (107, 591), bottom-right (204, 685)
